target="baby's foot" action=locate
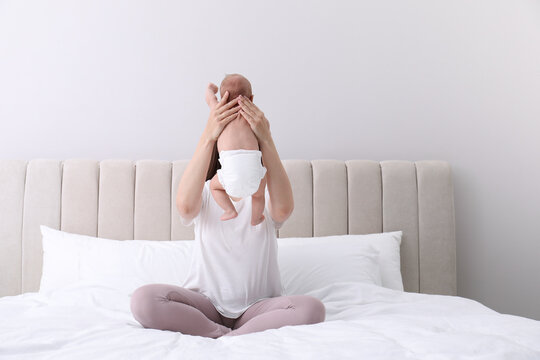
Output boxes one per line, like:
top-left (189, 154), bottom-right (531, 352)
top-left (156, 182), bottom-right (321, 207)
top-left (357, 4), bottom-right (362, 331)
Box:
top-left (220, 209), bottom-right (238, 221)
top-left (205, 83), bottom-right (219, 108)
top-left (251, 213), bottom-right (265, 226)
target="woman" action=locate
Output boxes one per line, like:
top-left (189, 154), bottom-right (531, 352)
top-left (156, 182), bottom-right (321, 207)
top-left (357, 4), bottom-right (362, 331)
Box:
top-left (130, 89), bottom-right (326, 338)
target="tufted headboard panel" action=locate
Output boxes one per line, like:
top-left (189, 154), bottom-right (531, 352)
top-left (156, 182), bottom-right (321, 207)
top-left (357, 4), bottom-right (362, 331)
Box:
top-left (0, 159), bottom-right (456, 297)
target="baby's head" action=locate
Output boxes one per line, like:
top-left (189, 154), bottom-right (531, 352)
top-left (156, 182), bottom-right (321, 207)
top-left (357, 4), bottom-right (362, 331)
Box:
top-left (220, 73), bottom-right (253, 102)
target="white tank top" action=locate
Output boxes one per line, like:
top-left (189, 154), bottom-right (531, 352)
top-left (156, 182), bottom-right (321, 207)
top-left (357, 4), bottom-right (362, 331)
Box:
top-left (179, 180), bottom-right (286, 319)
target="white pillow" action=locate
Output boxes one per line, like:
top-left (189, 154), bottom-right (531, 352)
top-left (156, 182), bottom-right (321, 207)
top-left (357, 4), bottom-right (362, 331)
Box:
top-left (40, 226), bottom-right (403, 296)
top-left (278, 231), bottom-right (403, 292)
top-left (277, 237), bottom-right (382, 296)
top-left (39, 225), bottom-right (194, 295)
top-left (39, 225), bottom-right (82, 292)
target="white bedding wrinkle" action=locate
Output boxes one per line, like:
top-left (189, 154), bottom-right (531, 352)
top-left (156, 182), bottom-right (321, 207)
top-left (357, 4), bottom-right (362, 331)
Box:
top-left (1, 282), bottom-right (539, 360)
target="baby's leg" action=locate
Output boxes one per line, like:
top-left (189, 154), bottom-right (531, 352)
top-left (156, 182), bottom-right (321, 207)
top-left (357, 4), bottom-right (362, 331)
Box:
top-left (210, 174), bottom-right (238, 221)
top-left (251, 175), bottom-right (267, 226)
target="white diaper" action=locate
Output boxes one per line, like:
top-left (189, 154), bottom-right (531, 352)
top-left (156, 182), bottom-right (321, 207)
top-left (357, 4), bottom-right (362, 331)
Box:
top-left (217, 149), bottom-right (267, 198)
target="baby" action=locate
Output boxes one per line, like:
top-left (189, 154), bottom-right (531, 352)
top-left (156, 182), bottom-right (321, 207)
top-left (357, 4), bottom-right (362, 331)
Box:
top-left (205, 74), bottom-right (267, 226)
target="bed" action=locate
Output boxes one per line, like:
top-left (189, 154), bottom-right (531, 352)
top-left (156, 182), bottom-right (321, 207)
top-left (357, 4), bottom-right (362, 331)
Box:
top-left (0, 158), bottom-right (539, 359)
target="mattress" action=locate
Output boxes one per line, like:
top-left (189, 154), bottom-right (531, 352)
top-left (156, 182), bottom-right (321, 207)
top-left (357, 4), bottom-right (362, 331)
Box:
top-left (1, 281), bottom-right (539, 359)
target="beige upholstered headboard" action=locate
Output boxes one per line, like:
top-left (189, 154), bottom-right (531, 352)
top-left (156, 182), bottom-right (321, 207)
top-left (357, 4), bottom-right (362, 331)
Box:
top-left (0, 159), bottom-right (456, 297)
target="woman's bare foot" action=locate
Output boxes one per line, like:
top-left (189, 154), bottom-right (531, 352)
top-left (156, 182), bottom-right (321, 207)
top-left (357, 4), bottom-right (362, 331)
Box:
top-left (220, 209), bottom-right (238, 221)
top-left (251, 213), bottom-right (265, 226)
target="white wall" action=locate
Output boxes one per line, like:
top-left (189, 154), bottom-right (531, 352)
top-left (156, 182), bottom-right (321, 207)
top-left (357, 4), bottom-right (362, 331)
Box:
top-left (1, 1), bottom-right (539, 319)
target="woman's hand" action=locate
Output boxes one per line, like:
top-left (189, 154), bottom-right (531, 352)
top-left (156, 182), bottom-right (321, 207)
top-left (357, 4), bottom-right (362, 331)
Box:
top-left (203, 91), bottom-right (241, 142)
top-left (238, 95), bottom-right (272, 145)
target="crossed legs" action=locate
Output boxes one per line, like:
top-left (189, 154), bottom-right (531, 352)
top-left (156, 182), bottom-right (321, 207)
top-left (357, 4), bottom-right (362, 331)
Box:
top-left (130, 283), bottom-right (231, 338)
top-left (130, 284), bottom-right (326, 339)
top-left (224, 291), bottom-right (326, 336)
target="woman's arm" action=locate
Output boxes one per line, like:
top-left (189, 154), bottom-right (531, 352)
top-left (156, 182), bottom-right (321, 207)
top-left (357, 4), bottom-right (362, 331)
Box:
top-left (175, 135), bottom-right (215, 219)
top-left (238, 95), bottom-right (294, 223)
top-left (260, 136), bottom-right (294, 224)
top-left (176, 90), bottom-right (240, 220)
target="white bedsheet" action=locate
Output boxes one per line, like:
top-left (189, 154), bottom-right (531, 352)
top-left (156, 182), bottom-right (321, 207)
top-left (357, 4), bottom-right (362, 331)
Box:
top-left (1, 281), bottom-right (539, 360)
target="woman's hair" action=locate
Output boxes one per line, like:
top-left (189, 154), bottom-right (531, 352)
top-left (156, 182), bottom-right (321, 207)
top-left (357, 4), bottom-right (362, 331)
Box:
top-left (205, 141), bottom-right (221, 181)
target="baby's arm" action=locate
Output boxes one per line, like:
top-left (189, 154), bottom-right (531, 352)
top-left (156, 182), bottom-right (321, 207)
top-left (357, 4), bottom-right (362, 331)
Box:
top-left (205, 82), bottom-right (219, 108)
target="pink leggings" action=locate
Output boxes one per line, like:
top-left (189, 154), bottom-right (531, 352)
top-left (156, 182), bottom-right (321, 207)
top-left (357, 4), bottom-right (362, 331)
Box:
top-left (130, 283), bottom-right (326, 338)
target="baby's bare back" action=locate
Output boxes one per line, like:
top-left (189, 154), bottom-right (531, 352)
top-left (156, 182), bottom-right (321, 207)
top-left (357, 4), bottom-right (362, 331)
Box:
top-left (217, 116), bottom-right (259, 151)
